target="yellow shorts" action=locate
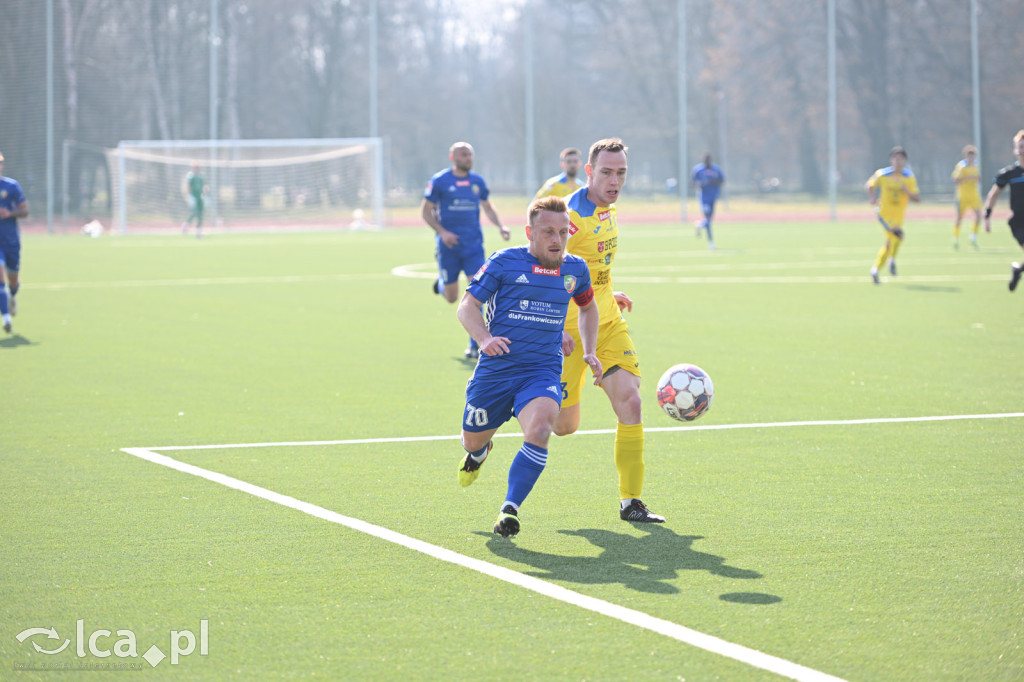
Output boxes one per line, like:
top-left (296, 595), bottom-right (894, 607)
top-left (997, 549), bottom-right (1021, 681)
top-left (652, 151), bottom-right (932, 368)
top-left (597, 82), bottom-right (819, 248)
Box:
top-left (560, 315), bottom-right (641, 408)
top-left (957, 195), bottom-right (982, 215)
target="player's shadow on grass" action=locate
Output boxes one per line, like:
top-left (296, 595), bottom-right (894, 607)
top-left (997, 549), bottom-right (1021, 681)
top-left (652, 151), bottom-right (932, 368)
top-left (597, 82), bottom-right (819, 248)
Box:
top-left (479, 524), bottom-right (768, 596)
top-left (0, 334), bottom-right (36, 349)
top-left (902, 284), bottom-right (961, 293)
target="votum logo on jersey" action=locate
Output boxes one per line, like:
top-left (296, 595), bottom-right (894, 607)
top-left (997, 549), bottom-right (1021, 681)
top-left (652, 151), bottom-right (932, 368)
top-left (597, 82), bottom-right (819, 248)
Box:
top-left (519, 299), bottom-right (529, 310)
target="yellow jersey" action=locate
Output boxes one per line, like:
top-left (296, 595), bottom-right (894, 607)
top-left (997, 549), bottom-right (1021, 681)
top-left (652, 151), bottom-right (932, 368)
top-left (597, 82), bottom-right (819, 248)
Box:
top-left (563, 187), bottom-right (620, 332)
top-left (867, 166), bottom-right (919, 227)
top-left (951, 160), bottom-right (981, 202)
top-left (535, 173), bottom-right (586, 199)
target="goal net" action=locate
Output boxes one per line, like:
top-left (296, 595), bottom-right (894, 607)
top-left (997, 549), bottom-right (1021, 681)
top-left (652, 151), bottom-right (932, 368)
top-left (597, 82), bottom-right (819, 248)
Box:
top-left (108, 138), bottom-right (384, 233)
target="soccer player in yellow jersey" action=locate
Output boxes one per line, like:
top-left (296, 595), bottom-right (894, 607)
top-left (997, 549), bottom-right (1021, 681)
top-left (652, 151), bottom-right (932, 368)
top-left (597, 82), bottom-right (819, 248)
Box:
top-left (535, 148), bottom-right (586, 199)
top-left (866, 146), bottom-right (920, 285)
top-left (554, 138), bottom-right (665, 524)
top-left (952, 145), bottom-right (983, 250)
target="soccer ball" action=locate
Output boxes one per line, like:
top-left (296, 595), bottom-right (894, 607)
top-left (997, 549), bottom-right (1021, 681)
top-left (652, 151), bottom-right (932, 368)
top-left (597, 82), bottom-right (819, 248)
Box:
top-left (656, 364), bottom-right (714, 422)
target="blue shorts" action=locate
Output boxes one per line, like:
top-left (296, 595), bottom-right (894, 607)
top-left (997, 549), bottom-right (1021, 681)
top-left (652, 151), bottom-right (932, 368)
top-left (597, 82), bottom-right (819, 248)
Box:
top-left (436, 240), bottom-right (485, 286)
top-left (462, 370), bottom-right (563, 433)
top-left (700, 194), bottom-right (719, 218)
top-left (0, 241), bottom-right (20, 272)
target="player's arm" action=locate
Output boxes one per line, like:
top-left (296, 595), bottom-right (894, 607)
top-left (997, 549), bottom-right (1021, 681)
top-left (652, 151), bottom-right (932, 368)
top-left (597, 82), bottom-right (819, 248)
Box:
top-left (576, 296), bottom-right (603, 385)
top-left (421, 198), bottom-right (458, 247)
top-left (480, 199), bottom-right (510, 241)
top-left (903, 180), bottom-right (920, 203)
top-left (457, 291), bottom-right (510, 356)
top-left (0, 199), bottom-right (28, 220)
top-left (983, 183), bottom-right (1003, 232)
top-left (865, 177), bottom-right (877, 206)
top-left (612, 291), bottom-right (633, 313)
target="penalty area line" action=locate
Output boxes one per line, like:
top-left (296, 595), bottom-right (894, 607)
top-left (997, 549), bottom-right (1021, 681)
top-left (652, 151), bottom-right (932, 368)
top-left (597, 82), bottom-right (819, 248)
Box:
top-left (134, 411), bottom-right (1024, 452)
top-left (120, 445), bottom-right (846, 682)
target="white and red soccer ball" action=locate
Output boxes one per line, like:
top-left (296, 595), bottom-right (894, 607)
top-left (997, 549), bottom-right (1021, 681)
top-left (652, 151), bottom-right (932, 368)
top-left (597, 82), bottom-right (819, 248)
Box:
top-left (656, 364), bottom-right (714, 422)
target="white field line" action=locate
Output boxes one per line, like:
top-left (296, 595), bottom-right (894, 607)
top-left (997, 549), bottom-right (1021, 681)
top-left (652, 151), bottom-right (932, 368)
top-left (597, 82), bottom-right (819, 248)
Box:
top-left (121, 445), bottom-right (846, 682)
top-left (120, 412), bottom-right (1024, 680)
top-left (134, 412), bottom-right (1024, 452)
top-left (33, 272), bottom-right (391, 290)
top-left (391, 262), bottom-right (1007, 285)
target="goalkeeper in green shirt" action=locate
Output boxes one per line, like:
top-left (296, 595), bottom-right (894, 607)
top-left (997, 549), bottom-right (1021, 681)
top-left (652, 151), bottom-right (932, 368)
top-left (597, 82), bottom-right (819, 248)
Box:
top-left (181, 162), bottom-right (206, 237)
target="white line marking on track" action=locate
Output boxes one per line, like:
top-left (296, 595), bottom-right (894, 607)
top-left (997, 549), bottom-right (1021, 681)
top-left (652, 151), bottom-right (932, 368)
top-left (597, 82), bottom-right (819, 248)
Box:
top-left (121, 445), bottom-right (847, 682)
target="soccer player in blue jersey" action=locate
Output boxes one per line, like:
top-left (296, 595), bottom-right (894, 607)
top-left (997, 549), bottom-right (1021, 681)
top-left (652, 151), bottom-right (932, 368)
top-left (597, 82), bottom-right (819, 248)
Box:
top-left (0, 151), bottom-right (29, 334)
top-left (983, 130), bottom-right (1024, 292)
top-left (455, 195), bottom-right (602, 538)
top-left (691, 152), bottom-right (725, 250)
top-left (422, 142), bottom-right (510, 359)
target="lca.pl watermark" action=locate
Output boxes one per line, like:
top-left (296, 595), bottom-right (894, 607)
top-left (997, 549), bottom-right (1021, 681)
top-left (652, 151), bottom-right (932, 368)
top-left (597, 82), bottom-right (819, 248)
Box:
top-left (14, 619), bottom-right (208, 669)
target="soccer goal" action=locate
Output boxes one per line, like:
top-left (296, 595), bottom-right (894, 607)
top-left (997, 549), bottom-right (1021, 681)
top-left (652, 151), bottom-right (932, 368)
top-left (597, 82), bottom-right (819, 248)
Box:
top-left (108, 138), bottom-right (385, 233)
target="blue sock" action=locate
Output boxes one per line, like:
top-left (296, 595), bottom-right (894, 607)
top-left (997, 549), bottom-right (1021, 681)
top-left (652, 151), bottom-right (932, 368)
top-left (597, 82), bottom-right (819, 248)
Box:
top-left (504, 443), bottom-right (547, 508)
top-left (0, 288), bottom-right (8, 316)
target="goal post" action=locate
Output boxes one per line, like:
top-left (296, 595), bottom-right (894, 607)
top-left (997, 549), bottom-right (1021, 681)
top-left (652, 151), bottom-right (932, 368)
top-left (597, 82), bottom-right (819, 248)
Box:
top-left (109, 138), bottom-right (385, 233)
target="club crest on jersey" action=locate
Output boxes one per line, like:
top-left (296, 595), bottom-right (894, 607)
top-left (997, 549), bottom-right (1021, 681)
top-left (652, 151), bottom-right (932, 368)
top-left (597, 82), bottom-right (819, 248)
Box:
top-left (519, 299), bottom-right (529, 310)
top-left (563, 275), bottom-right (577, 294)
top-left (472, 184), bottom-right (481, 195)
top-left (532, 265), bottom-right (560, 276)
top-left (568, 221), bottom-right (579, 236)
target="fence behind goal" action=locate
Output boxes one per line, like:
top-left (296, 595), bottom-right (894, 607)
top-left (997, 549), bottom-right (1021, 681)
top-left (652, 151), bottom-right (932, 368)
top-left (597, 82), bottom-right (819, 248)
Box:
top-left (109, 138), bottom-right (384, 233)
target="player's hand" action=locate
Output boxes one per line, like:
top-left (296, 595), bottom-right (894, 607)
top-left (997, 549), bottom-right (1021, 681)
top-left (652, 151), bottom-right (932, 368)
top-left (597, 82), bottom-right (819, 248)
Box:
top-left (499, 225), bottom-right (511, 241)
top-left (560, 331), bottom-right (575, 356)
top-left (0, 208), bottom-right (9, 219)
top-left (613, 292), bottom-right (633, 312)
top-left (984, 218), bottom-right (991, 233)
top-left (479, 336), bottom-right (511, 356)
top-left (440, 229), bottom-right (459, 248)
top-left (584, 353), bottom-right (603, 386)
top-left (892, 227), bottom-right (905, 239)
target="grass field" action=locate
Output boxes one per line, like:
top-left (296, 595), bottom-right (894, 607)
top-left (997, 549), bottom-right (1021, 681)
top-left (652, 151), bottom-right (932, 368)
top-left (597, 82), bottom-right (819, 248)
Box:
top-left (4, 201), bottom-right (1023, 681)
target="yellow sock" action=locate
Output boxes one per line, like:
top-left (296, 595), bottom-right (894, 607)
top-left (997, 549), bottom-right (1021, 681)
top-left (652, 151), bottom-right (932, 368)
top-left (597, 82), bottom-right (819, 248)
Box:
top-left (614, 422), bottom-right (645, 499)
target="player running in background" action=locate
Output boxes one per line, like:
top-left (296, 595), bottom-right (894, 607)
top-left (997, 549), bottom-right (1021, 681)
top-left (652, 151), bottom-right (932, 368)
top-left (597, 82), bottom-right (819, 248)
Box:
top-left (0, 151), bottom-right (29, 334)
top-left (535, 147), bottom-right (586, 199)
top-left (691, 152), bottom-right (725, 250)
top-left (866, 146), bottom-right (920, 285)
top-left (422, 141), bottom-right (510, 359)
top-left (181, 162), bottom-right (207, 237)
top-left (983, 130), bottom-right (1024, 292)
top-left (951, 145), bottom-right (983, 250)
top-left (455, 196), bottom-right (602, 538)
top-left (555, 138), bottom-right (665, 524)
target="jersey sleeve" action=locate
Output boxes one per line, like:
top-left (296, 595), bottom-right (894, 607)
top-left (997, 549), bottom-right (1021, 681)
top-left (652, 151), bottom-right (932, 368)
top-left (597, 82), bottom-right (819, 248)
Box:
top-left (571, 262), bottom-right (594, 307)
top-left (907, 174), bottom-right (919, 194)
top-left (465, 253), bottom-right (502, 302)
top-left (423, 174), bottom-right (441, 202)
top-left (866, 170), bottom-right (881, 188)
top-left (477, 176), bottom-right (490, 202)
